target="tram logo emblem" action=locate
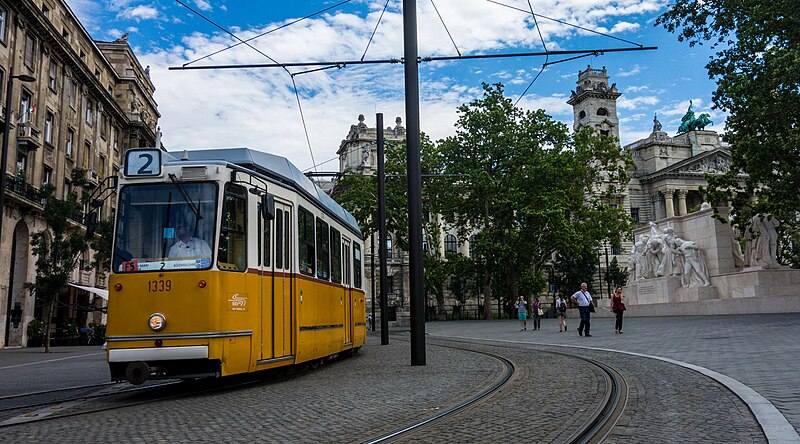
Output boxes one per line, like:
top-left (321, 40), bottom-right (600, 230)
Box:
top-left (227, 293), bottom-right (248, 311)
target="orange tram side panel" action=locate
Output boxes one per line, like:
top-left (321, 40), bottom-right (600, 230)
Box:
top-left (106, 270), bottom-right (366, 382)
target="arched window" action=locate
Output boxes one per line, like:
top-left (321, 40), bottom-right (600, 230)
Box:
top-left (385, 233), bottom-right (393, 258)
top-left (578, 110), bottom-right (586, 119)
top-left (469, 234), bottom-right (476, 259)
top-left (597, 107), bottom-right (609, 116)
top-left (444, 234), bottom-right (457, 254)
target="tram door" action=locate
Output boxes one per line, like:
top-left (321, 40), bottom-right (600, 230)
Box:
top-left (261, 202), bottom-right (293, 361)
top-left (342, 238), bottom-right (353, 345)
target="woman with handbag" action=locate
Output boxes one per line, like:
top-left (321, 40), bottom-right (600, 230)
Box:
top-left (611, 286), bottom-right (626, 334)
top-left (532, 297), bottom-right (543, 331)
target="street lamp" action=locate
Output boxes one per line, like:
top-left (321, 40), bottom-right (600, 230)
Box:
top-left (0, 67), bottom-right (37, 241)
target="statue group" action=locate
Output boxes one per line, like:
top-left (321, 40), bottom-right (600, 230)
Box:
top-left (678, 101), bottom-right (713, 133)
top-left (627, 222), bottom-right (711, 288)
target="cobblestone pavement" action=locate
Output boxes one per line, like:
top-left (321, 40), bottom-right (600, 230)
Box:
top-left (397, 338), bottom-right (764, 444)
top-left (426, 313), bottom-right (800, 439)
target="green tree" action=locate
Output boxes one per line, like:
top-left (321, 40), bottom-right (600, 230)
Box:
top-left (605, 256), bottom-right (627, 288)
top-left (438, 83), bottom-right (630, 319)
top-left (29, 176), bottom-right (89, 352)
top-left (657, 1), bottom-right (800, 266)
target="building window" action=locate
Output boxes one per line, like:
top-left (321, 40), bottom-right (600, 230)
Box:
top-left (444, 234), bottom-right (457, 254)
top-left (298, 207), bottom-right (315, 276)
top-left (101, 113), bottom-right (108, 139)
top-left (83, 142), bottom-right (91, 170)
top-left (62, 29), bottom-right (69, 42)
top-left (99, 155), bottom-right (106, 178)
top-left (600, 130), bottom-right (610, 137)
top-left (422, 231), bottom-right (428, 253)
top-left (24, 34), bottom-right (36, 69)
top-left (385, 233), bottom-right (393, 259)
top-left (66, 128), bottom-right (74, 157)
top-left (43, 167), bottom-right (53, 186)
top-left (0, 6), bottom-right (7, 43)
top-left (79, 50), bottom-right (86, 62)
top-left (597, 107), bottom-right (609, 116)
top-left (16, 150), bottom-right (28, 178)
top-left (578, 110), bottom-right (586, 120)
top-left (44, 111), bottom-right (54, 145)
top-left (19, 91), bottom-right (32, 124)
top-left (68, 80), bottom-right (77, 109)
top-left (469, 234), bottom-right (476, 259)
top-left (48, 61), bottom-right (58, 91)
top-left (631, 207), bottom-right (640, 223)
top-left (85, 100), bottom-right (93, 125)
top-left (42, 4), bottom-right (50, 18)
top-left (611, 245), bottom-right (621, 255)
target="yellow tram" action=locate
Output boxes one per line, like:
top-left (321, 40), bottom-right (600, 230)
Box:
top-left (106, 148), bottom-right (366, 384)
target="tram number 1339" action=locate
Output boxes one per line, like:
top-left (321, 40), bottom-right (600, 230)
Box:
top-left (148, 280), bottom-right (172, 293)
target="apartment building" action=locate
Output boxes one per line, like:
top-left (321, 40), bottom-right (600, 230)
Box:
top-left (1, 0), bottom-right (159, 347)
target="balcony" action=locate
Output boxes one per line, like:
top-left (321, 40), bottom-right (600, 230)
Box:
top-left (17, 122), bottom-right (42, 151)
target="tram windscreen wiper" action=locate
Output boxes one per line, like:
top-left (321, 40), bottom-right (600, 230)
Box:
top-left (168, 174), bottom-right (203, 221)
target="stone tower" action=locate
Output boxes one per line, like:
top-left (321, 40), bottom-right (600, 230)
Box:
top-left (567, 65), bottom-right (622, 140)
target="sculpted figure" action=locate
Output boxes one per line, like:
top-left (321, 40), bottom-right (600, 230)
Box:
top-left (647, 236), bottom-right (665, 277)
top-left (729, 215), bottom-right (746, 268)
top-left (636, 234), bottom-right (652, 279)
top-left (746, 215), bottom-right (784, 268)
top-left (675, 238), bottom-right (711, 287)
top-left (659, 227), bottom-right (680, 276)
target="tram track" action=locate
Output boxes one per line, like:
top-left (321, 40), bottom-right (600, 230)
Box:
top-left (364, 336), bottom-right (629, 444)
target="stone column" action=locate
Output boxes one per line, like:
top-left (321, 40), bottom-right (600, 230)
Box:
top-left (663, 190), bottom-right (675, 218)
top-left (651, 192), bottom-right (663, 220)
top-left (677, 189), bottom-right (688, 215)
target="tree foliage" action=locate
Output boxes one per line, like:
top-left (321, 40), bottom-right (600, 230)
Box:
top-left (657, 1), bottom-right (800, 266)
top-left (29, 176), bottom-right (89, 352)
top-left (437, 83), bottom-right (631, 318)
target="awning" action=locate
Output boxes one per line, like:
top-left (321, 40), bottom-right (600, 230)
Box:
top-left (67, 283), bottom-right (109, 300)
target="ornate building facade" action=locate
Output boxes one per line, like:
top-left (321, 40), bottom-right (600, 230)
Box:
top-left (1, 0), bottom-right (159, 347)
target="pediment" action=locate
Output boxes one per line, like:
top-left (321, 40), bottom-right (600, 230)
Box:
top-left (643, 149), bottom-right (732, 180)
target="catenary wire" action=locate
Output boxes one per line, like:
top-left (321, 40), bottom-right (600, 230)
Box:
top-left (175, 0), bottom-right (319, 176)
top-left (483, 0), bottom-right (643, 48)
top-left (361, 0), bottom-right (391, 61)
top-left (183, 0), bottom-right (356, 67)
top-left (514, 0), bottom-right (549, 106)
top-left (431, 0), bottom-right (461, 57)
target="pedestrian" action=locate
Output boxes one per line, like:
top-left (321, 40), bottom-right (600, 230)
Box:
top-left (514, 295), bottom-right (528, 331)
top-left (531, 297), bottom-right (542, 330)
top-left (556, 293), bottom-right (567, 332)
top-left (87, 322), bottom-right (95, 345)
top-left (366, 314), bottom-right (373, 330)
top-left (611, 286), bottom-right (626, 334)
top-left (570, 282), bottom-right (594, 337)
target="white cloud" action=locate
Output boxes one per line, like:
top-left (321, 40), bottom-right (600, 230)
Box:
top-left (617, 64), bottom-right (642, 78)
top-left (119, 5), bottom-right (159, 21)
top-left (193, 0), bottom-right (212, 11)
top-left (617, 95), bottom-right (659, 110)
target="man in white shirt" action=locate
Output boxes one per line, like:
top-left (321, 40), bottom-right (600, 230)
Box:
top-left (168, 223), bottom-right (212, 258)
top-left (571, 282), bottom-right (593, 337)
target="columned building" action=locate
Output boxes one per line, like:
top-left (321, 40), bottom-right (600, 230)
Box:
top-left (1, 0), bottom-right (159, 347)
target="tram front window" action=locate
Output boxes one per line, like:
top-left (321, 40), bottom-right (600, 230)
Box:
top-left (113, 183), bottom-right (218, 272)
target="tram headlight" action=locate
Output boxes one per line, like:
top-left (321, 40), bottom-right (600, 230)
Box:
top-left (148, 313), bottom-right (167, 332)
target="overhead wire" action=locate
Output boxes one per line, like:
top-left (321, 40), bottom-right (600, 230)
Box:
top-left (514, 0), bottom-right (549, 106)
top-left (183, 0), bottom-right (356, 67)
top-left (174, 0), bottom-right (321, 176)
top-left (361, 0), bottom-right (391, 61)
top-left (430, 0), bottom-right (461, 57)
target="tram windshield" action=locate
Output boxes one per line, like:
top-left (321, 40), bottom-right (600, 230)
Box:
top-left (113, 183), bottom-right (218, 273)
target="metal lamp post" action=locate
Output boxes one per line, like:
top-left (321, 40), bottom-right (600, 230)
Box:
top-left (0, 68), bottom-right (37, 241)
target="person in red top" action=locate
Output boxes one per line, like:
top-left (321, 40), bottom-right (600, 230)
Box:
top-left (611, 286), bottom-right (626, 334)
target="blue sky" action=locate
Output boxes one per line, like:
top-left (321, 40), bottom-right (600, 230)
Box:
top-left (67, 0), bottom-right (724, 172)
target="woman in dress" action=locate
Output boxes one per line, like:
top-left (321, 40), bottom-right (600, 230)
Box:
top-left (611, 286), bottom-right (626, 334)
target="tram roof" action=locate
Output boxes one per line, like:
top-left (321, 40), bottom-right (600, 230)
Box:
top-left (168, 148), bottom-right (361, 237)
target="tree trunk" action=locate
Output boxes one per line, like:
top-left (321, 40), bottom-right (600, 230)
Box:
top-left (43, 296), bottom-right (57, 353)
top-left (482, 271), bottom-right (493, 320)
top-left (436, 289), bottom-right (446, 321)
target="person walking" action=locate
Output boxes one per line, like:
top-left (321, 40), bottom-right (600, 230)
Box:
top-left (571, 283), bottom-right (593, 337)
top-left (556, 293), bottom-right (567, 332)
top-left (531, 297), bottom-right (542, 330)
top-left (611, 286), bottom-right (626, 334)
top-left (515, 295), bottom-right (528, 331)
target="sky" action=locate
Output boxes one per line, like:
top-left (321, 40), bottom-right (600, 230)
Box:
top-left (66, 0), bottom-right (725, 173)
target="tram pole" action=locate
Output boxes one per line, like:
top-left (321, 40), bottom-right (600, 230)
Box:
top-left (371, 235), bottom-right (376, 332)
top-left (403, 0), bottom-right (425, 365)
top-left (377, 113), bottom-right (389, 345)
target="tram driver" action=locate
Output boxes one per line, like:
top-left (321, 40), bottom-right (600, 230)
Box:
top-left (168, 221), bottom-right (212, 258)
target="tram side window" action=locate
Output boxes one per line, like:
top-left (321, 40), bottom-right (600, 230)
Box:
top-left (330, 228), bottom-right (342, 283)
top-left (298, 207), bottom-right (315, 276)
top-left (218, 184), bottom-right (247, 271)
top-left (316, 218), bottom-right (330, 280)
top-left (343, 242), bottom-right (351, 286)
top-left (275, 209), bottom-right (284, 269)
top-left (353, 243), bottom-right (362, 289)
top-left (263, 210), bottom-right (271, 267)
